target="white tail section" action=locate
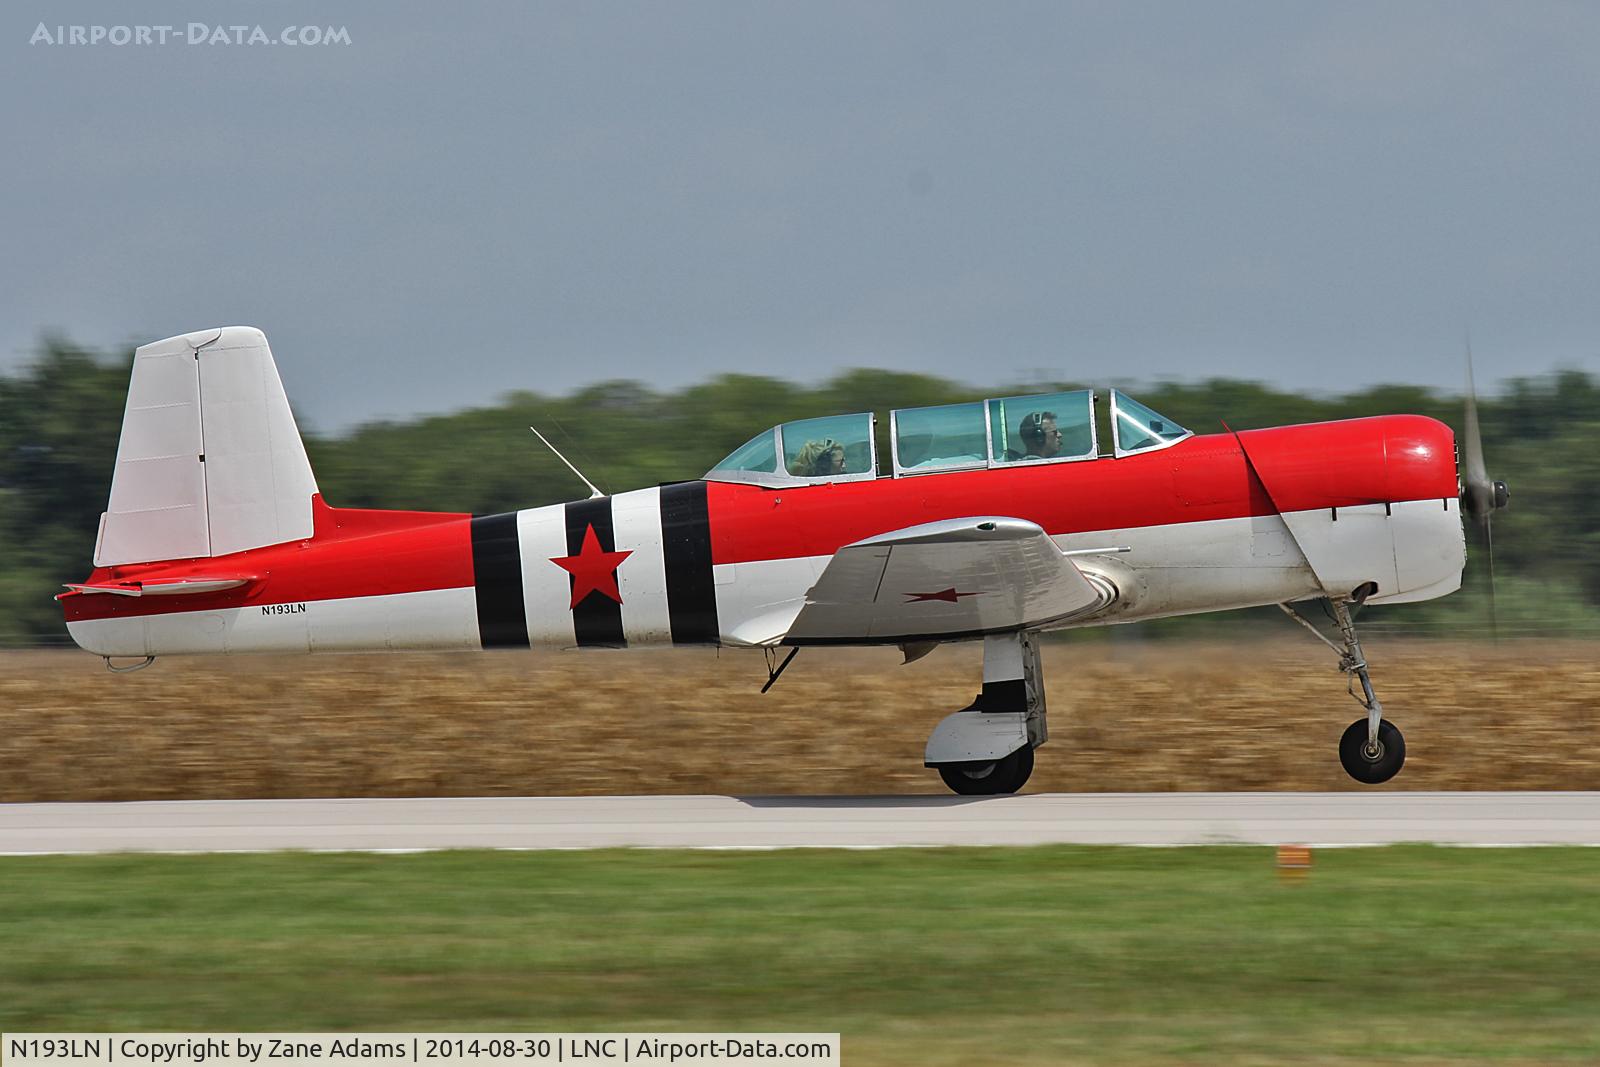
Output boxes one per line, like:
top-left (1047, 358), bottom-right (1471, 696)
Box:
top-left (94, 326), bottom-right (319, 566)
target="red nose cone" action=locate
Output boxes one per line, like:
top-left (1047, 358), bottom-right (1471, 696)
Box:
top-left (1235, 415), bottom-right (1457, 511)
top-left (1381, 415), bottom-right (1459, 503)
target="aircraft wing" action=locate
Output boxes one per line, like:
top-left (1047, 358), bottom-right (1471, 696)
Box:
top-left (784, 516), bottom-right (1115, 643)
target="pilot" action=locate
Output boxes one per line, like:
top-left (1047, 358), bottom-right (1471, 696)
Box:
top-left (790, 439), bottom-right (848, 477)
top-left (1007, 411), bottom-right (1062, 460)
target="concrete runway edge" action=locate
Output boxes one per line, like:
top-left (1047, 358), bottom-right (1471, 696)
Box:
top-left (2, 792), bottom-right (1598, 854)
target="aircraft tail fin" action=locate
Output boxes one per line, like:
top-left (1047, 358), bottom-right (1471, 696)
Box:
top-left (94, 326), bottom-right (319, 567)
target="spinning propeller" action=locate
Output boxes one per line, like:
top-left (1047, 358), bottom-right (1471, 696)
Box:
top-left (1460, 345), bottom-right (1510, 633)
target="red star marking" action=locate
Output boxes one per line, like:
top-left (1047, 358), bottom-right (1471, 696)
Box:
top-left (904, 588), bottom-right (982, 603)
top-left (549, 524), bottom-right (633, 609)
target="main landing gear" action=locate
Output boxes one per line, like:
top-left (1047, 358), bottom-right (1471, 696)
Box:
top-left (925, 631), bottom-right (1045, 795)
top-left (1279, 595), bottom-right (1405, 784)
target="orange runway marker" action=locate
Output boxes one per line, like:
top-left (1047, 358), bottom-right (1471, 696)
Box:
top-left (1276, 843), bottom-right (1313, 882)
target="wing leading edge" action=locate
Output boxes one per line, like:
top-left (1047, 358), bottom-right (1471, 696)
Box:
top-left (784, 516), bottom-right (1117, 643)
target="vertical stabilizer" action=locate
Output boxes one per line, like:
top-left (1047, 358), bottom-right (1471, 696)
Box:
top-left (94, 327), bottom-right (319, 566)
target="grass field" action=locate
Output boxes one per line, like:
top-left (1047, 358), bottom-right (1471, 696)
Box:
top-left (3, 639), bottom-right (1599, 800)
top-left (2, 846), bottom-right (1599, 1064)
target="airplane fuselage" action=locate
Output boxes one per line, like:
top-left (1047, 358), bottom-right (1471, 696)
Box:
top-left (62, 415), bottom-right (1463, 658)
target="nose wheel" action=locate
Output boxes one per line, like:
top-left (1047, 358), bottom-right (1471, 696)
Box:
top-left (1280, 596), bottom-right (1407, 785)
top-left (1339, 718), bottom-right (1405, 784)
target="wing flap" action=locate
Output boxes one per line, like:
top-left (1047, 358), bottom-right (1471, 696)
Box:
top-left (785, 516), bottom-right (1112, 643)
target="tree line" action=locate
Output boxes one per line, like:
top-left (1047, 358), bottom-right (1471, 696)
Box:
top-left (3, 337), bottom-right (1596, 645)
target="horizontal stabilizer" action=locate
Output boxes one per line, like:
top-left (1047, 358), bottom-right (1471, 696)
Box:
top-left (58, 575), bottom-right (258, 600)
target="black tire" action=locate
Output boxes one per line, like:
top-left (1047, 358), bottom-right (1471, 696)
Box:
top-left (937, 744), bottom-right (1035, 796)
top-left (1339, 718), bottom-right (1405, 784)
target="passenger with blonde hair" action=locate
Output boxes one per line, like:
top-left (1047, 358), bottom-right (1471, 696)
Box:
top-left (789, 438), bottom-right (847, 477)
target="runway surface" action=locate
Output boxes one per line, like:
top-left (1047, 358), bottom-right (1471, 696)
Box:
top-left (2, 792), bottom-right (1597, 854)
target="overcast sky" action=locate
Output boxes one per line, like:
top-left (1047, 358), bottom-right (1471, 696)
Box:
top-left (6, 2), bottom-right (1598, 433)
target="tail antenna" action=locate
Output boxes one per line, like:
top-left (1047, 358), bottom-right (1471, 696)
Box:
top-left (529, 425), bottom-right (605, 499)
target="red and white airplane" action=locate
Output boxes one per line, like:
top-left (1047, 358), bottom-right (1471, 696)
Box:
top-left (61, 327), bottom-right (1507, 794)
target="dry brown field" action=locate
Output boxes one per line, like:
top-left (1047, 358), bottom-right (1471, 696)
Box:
top-left (2, 638), bottom-right (1597, 801)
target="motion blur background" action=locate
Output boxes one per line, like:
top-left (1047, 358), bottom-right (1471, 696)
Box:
top-left (4, 1), bottom-right (1599, 643)
top-left (6, 10), bottom-right (1600, 1059)
top-left (2, 349), bottom-right (1595, 644)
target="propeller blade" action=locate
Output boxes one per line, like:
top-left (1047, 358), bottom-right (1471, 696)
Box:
top-left (1484, 511), bottom-right (1498, 642)
top-left (1461, 341), bottom-right (1493, 522)
top-left (1459, 340), bottom-right (1506, 641)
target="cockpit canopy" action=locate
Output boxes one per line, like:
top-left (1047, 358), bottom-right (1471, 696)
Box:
top-left (706, 389), bottom-right (1191, 486)
top-left (709, 412), bottom-right (879, 485)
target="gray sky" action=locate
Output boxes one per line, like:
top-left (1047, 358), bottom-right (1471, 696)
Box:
top-left (6, 1), bottom-right (1599, 433)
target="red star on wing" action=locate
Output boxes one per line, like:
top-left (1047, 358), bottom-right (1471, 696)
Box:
top-left (904, 588), bottom-right (982, 603)
top-left (549, 524), bottom-right (633, 608)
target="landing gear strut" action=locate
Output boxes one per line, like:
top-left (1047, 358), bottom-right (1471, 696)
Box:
top-left (925, 631), bottom-right (1044, 795)
top-left (1279, 596), bottom-right (1406, 785)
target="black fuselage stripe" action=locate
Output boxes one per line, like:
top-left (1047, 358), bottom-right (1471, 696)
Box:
top-left (565, 497), bottom-right (627, 648)
top-left (470, 512), bottom-right (529, 649)
top-left (972, 678), bottom-right (1027, 712)
top-left (660, 481), bottom-right (720, 645)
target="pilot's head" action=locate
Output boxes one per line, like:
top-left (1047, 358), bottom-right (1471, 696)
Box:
top-left (1019, 411), bottom-right (1061, 458)
top-left (816, 442), bottom-right (846, 475)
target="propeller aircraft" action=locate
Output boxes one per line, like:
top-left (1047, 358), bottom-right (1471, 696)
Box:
top-left (60, 327), bottom-right (1507, 794)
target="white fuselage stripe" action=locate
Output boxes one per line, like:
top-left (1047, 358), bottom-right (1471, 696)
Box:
top-left (612, 487), bottom-right (673, 645)
top-left (517, 505), bottom-right (576, 650)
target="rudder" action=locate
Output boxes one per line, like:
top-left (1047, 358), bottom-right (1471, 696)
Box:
top-left (94, 326), bottom-right (318, 566)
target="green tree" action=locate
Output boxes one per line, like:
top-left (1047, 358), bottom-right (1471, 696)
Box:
top-left (0, 339), bottom-right (132, 642)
